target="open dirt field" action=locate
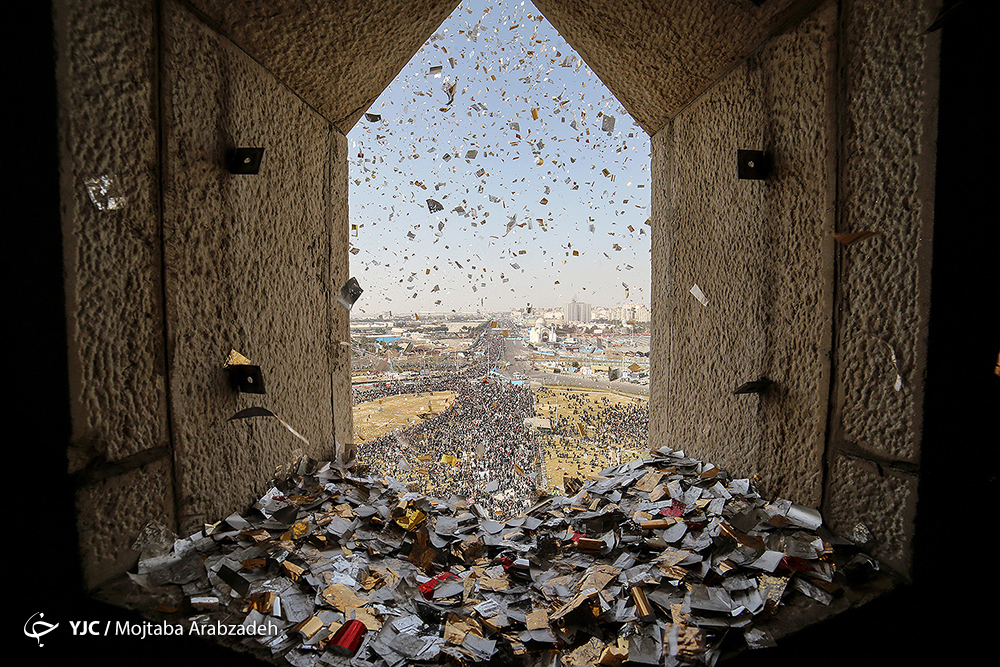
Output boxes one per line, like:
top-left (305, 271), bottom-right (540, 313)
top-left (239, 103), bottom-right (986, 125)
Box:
top-left (352, 390), bottom-right (457, 443)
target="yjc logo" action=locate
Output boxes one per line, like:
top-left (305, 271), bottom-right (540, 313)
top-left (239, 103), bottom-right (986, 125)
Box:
top-left (68, 621), bottom-right (102, 635)
top-left (24, 613), bottom-right (59, 647)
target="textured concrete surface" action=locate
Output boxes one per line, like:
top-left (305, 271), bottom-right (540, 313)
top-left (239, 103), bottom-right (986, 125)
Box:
top-left (75, 456), bottom-right (176, 590)
top-left (534, 0), bottom-right (823, 135)
top-left (825, 452), bottom-right (918, 574)
top-left (828, 0), bottom-right (939, 465)
top-left (159, 1), bottom-right (833, 137)
top-left (54, 0), bottom-right (170, 472)
top-left (649, 0), bottom-right (939, 575)
top-left (820, 0), bottom-right (939, 574)
top-left (53, 0), bottom-right (174, 590)
top-left (185, 0), bottom-right (462, 133)
top-left (161, 0), bottom-right (346, 535)
top-left (58, 0), bottom-right (356, 588)
top-left (650, 2), bottom-right (837, 510)
top-left (329, 131), bottom-right (355, 459)
top-left (649, 125), bottom-right (672, 458)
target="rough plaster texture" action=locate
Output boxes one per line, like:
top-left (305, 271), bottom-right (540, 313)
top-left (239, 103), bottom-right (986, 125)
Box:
top-left (650, 2), bottom-right (837, 509)
top-left (329, 132), bottom-right (354, 458)
top-left (829, 0), bottom-right (938, 465)
top-left (54, 0), bottom-right (170, 472)
top-left (825, 453), bottom-right (917, 574)
top-left (54, 0), bottom-right (175, 590)
top-left (648, 128), bottom-right (672, 454)
top-left (163, 0), bottom-right (836, 137)
top-left (183, 0), bottom-right (461, 133)
top-left (650, 0), bottom-right (939, 575)
top-left (819, 0), bottom-right (939, 575)
top-left (533, 0), bottom-right (825, 135)
top-left (160, 0), bottom-right (347, 535)
top-left (75, 457), bottom-right (176, 589)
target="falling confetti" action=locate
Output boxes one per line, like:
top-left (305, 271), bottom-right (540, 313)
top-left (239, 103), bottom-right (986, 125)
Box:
top-left (348, 0), bottom-right (651, 314)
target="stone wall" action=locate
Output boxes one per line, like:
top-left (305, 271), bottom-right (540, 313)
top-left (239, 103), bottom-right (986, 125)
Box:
top-left (651, 0), bottom-right (837, 508)
top-left (160, 0), bottom-right (347, 535)
top-left (56, 0), bottom-right (352, 589)
top-left (822, 0), bottom-right (939, 576)
top-left (650, 0), bottom-right (939, 575)
top-left (55, 0), bottom-right (174, 589)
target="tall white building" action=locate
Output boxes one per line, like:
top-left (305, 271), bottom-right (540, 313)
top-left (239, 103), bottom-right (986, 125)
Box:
top-left (619, 302), bottom-right (651, 324)
top-left (563, 298), bottom-right (591, 323)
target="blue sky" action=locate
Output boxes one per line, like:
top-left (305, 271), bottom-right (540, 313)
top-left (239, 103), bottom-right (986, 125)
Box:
top-left (348, 0), bottom-right (650, 316)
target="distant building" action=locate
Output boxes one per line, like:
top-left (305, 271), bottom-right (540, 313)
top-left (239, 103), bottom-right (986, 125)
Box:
top-left (564, 298), bottom-right (592, 323)
top-left (619, 302), bottom-right (651, 324)
top-left (529, 318), bottom-right (557, 344)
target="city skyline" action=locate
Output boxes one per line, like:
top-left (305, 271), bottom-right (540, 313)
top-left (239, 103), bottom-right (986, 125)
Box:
top-left (350, 298), bottom-right (651, 323)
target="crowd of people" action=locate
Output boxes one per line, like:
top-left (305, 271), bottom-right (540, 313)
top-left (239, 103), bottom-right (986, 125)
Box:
top-left (353, 333), bottom-right (649, 519)
top-left (351, 374), bottom-right (458, 406)
top-left (352, 334), bottom-right (504, 406)
top-left (536, 387), bottom-right (650, 451)
top-left (355, 334), bottom-right (541, 518)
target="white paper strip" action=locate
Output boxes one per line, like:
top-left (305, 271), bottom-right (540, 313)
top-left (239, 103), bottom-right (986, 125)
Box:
top-left (690, 284), bottom-right (708, 306)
